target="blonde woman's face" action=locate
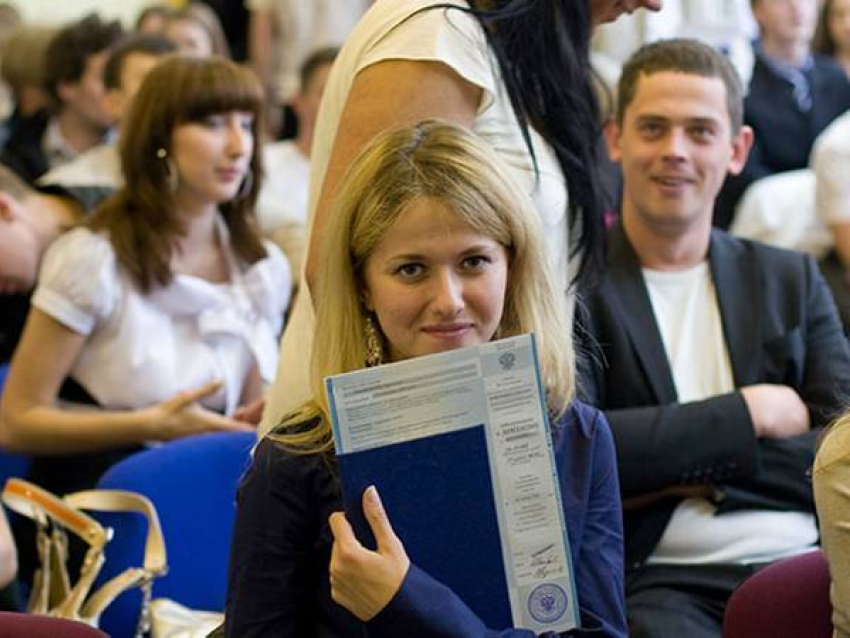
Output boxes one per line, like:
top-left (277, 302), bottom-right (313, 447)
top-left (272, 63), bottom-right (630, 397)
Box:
top-left (361, 198), bottom-right (509, 363)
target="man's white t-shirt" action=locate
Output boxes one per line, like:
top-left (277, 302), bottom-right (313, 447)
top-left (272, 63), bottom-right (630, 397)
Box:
top-left (643, 262), bottom-right (817, 565)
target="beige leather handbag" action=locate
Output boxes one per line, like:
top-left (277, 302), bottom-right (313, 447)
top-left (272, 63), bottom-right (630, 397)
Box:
top-left (2, 478), bottom-right (168, 637)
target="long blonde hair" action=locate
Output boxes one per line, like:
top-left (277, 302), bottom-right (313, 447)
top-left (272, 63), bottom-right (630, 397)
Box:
top-left (275, 121), bottom-right (574, 453)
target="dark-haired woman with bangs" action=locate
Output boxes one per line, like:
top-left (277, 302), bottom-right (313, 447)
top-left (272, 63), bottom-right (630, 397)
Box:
top-left (0, 56), bottom-right (290, 495)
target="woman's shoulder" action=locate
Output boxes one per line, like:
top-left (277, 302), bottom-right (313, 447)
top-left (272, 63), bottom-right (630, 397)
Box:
top-left (44, 227), bottom-right (113, 264)
top-left (34, 227), bottom-right (121, 332)
top-left (251, 416), bottom-right (335, 486)
top-left (550, 401), bottom-right (617, 462)
top-left (552, 401), bottom-right (610, 438)
top-left (356, 0), bottom-right (490, 73)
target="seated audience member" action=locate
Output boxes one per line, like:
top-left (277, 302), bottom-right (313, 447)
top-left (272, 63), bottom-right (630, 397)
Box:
top-left (714, 0), bottom-right (850, 229)
top-left (0, 26), bottom-right (55, 148)
top-left (0, 14), bottom-right (124, 185)
top-left (256, 46), bottom-right (336, 284)
top-left (135, 3), bottom-right (175, 35)
top-left (0, 3), bottom-right (20, 120)
top-left (0, 166), bottom-right (88, 363)
top-left (0, 56), bottom-right (291, 497)
top-left (813, 414), bottom-right (850, 638)
top-left (165, 3), bottom-right (230, 58)
top-left (592, 0), bottom-right (757, 96)
top-left (811, 108), bottom-right (850, 329)
top-left (225, 122), bottom-right (627, 637)
top-left (247, 0), bottom-right (368, 137)
top-left (814, 0), bottom-right (850, 76)
top-left (576, 39), bottom-right (850, 638)
top-left (39, 34), bottom-right (176, 188)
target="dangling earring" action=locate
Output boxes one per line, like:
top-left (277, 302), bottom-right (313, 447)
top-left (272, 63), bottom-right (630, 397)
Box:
top-left (156, 148), bottom-right (179, 194)
top-left (364, 314), bottom-right (384, 367)
top-left (236, 168), bottom-right (254, 200)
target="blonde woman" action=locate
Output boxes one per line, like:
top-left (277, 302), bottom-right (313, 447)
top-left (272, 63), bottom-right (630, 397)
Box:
top-left (225, 121), bottom-right (625, 637)
top-left (814, 417), bottom-right (850, 637)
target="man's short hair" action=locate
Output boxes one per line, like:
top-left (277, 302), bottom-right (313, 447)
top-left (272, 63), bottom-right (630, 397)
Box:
top-left (299, 46), bottom-right (338, 92)
top-left (43, 13), bottom-right (124, 104)
top-left (103, 34), bottom-right (176, 90)
top-left (616, 38), bottom-right (745, 133)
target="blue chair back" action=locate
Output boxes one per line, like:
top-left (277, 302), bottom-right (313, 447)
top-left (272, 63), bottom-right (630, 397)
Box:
top-left (93, 431), bottom-right (256, 638)
top-left (0, 364), bottom-right (30, 487)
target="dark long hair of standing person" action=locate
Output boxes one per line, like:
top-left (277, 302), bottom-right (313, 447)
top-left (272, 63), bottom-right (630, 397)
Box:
top-left (425, 0), bottom-right (604, 287)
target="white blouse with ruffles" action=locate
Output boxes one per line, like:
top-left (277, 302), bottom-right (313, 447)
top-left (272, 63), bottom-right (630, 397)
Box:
top-left (32, 221), bottom-right (291, 416)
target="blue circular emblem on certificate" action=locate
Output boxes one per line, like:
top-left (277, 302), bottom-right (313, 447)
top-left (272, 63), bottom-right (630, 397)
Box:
top-left (528, 583), bottom-right (568, 623)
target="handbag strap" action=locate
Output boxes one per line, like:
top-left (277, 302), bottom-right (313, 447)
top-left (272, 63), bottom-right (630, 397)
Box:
top-left (65, 489), bottom-right (167, 576)
top-left (2, 479), bottom-right (169, 625)
top-left (2, 479), bottom-right (110, 548)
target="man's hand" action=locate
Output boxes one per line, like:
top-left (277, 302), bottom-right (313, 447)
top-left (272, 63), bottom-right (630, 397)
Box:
top-left (740, 384), bottom-right (810, 439)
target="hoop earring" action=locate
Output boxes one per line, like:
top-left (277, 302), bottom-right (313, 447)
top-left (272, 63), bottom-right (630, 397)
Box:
top-left (236, 168), bottom-right (254, 200)
top-left (156, 148), bottom-right (179, 194)
top-left (364, 314), bottom-right (384, 367)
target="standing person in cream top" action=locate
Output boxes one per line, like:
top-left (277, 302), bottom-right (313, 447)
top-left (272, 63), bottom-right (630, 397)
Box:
top-left (260, 0), bottom-right (664, 434)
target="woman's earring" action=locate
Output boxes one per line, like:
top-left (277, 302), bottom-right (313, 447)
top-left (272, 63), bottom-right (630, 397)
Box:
top-left (236, 168), bottom-right (254, 200)
top-left (364, 314), bottom-right (384, 367)
top-left (156, 148), bottom-right (179, 194)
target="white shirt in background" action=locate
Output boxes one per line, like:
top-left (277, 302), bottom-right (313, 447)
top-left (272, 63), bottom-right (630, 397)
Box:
top-left (256, 140), bottom-right (310, 278)
top-left (33, 221), bottom-right (291, 417)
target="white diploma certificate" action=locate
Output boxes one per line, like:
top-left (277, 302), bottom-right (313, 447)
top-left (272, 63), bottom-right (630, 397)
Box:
top-left (326, 334), bottom-right (579, 633)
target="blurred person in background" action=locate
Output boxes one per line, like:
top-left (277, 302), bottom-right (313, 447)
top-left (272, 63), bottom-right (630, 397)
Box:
top-left (247, 0), bottom-right (369, 137)
top-left (135, 3), bottom-right (175, 35)
top-left (0, 14), bottom-right (124, 184)
top-left (39, 33), bottom-right (177, 189)
top-left (256, 46), bottom-right (337, 289)
top-left (165, 2), bottom-right (231, 58)
top-left (0, 24), bottom-right (54, 149)
top-left (813, 0), bottom-right (850, 75)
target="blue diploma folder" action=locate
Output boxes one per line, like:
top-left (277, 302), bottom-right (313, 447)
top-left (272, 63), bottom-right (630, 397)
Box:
top-left (337, 424), bottom-right (513, 628)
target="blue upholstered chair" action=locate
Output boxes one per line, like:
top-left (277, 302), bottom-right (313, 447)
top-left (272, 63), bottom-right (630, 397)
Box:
top-left (0, 364), bottom-right (30, 490)
top-left (92, 431), bottom-right (256, 638)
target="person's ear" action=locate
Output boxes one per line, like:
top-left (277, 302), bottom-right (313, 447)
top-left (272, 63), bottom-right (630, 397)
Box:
top-left (727, 125), bottom-right (754, 176)
top-left (361, 287), bottom-right (374, 312)
top-left (290, 91), bottom-right (306, 122)
top-left (56, 80), bottom-right (77, 106)
top-left (0, 191), bottom-right (21, 223)
top-left (103, 88), bottom-right (124, 122)
top-left (603, 117), bottom-right (623, 163)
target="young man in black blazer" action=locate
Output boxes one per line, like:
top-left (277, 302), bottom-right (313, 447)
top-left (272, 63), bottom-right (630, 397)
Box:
top-left (578, 38), bottom-right (850, 638)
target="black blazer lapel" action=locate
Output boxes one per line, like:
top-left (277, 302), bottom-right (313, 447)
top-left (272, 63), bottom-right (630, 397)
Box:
top-left (607, 225), bottom-right (678, 403)
top-left (709, 230), bottom-right (762, 386)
